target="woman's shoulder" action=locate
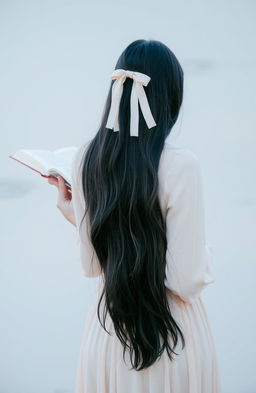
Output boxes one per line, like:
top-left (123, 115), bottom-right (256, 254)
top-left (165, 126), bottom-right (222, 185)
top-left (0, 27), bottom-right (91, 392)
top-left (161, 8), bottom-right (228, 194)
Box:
top-left (161, 141), bottom-right (201, 172)
top-left (71, 139), bottom-right (92, 187)
top-left (158, 142), bottom-right (203, 204)
top-left (72, 139), bottom-right (92, 170)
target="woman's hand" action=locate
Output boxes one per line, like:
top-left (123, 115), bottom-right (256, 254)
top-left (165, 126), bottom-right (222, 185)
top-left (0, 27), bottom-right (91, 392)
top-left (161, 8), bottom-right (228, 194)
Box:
top-left (48, 175), bottom-right (76, 227)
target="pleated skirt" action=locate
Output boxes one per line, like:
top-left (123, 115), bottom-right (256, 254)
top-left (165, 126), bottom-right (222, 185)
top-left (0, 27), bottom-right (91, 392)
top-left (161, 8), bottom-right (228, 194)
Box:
top-left (75, 278), bottom-right (221, 393)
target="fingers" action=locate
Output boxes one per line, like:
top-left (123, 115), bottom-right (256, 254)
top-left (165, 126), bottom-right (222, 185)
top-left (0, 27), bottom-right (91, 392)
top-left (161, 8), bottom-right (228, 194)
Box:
top-left (57, 176), bottom-right (72, 201)
top-left (48, 176), bottom-right (58, 186)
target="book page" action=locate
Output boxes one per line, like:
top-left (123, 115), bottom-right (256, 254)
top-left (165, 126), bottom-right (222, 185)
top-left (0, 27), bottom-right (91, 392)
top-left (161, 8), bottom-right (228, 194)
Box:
top-left (11, 150), bottom-right (51, 175)
top-left (47, 147), bottom-right (78, 185)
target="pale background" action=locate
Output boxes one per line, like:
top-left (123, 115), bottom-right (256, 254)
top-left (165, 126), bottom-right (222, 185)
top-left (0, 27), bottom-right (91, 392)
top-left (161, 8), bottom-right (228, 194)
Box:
top-left (1, 0), bottom-right (255, 392)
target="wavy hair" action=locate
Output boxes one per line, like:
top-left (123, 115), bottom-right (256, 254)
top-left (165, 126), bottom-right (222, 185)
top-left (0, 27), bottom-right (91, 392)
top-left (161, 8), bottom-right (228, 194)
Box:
top-left (78, 39), bottom-right (185, 371)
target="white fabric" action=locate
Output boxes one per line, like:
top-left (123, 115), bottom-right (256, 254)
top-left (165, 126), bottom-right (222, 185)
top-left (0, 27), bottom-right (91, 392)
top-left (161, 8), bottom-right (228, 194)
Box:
top-left (71, 140), bottom-right (221, 393)
top-left (105, 69), bottom-right (157, 137)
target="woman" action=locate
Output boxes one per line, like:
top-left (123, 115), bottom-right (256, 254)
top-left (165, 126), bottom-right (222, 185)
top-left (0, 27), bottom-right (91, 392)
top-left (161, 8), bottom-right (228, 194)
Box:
top-left (49, 39), bottom-right (221, 393)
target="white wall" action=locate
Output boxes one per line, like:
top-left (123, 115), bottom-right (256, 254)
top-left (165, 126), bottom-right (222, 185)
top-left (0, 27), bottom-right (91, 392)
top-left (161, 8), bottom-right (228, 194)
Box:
top-left (1, 0), bottom-right (255, 392)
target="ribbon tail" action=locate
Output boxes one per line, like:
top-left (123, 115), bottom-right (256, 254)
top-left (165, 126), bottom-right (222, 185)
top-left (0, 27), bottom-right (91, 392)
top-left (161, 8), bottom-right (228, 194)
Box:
top-left (137, 84), bottom-right (156, 129)
top-left (106, 79), bottom-right (123, 131)
top-left (113, 82), bottom-right (123, 131)
top-left (130, 81), bottom-right (139, 137)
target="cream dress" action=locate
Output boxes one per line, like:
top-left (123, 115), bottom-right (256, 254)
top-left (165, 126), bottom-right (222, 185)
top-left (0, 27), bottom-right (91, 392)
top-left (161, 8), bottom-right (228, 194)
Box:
top-left (71, 140), bottom-right (221, 393)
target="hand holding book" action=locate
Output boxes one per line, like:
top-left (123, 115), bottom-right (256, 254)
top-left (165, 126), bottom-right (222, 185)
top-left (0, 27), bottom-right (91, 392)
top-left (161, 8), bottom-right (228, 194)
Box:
top-left (48, 175), bottom-right (76, 227)
top-left (9, 146), bottom-right (78, 226)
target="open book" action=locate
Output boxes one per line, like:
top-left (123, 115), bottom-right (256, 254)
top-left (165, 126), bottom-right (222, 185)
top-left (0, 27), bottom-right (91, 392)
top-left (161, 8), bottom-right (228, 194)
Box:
top-left (9, 146), bottom-right (78, 188)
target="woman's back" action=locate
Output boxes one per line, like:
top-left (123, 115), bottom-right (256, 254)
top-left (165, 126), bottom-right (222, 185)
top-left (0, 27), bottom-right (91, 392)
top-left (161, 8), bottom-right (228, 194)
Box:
top-left (72, 139), bottom-right (221, 393)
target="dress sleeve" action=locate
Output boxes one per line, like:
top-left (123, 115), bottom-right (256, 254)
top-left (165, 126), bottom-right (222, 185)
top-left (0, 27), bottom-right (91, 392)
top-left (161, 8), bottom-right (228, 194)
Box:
top-left (71, 143), bottom-right (102, 277)
top-left (164, 150), bottom-right (216, 303)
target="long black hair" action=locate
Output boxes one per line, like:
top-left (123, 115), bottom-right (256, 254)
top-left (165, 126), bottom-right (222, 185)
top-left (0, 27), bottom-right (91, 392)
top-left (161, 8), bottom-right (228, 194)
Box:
top-left (78, 39), bottom-right (185, 371)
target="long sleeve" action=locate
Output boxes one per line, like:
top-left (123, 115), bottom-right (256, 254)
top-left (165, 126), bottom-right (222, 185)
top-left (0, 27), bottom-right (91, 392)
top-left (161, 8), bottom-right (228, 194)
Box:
top-left (71, 143), bottom-right (102, 277)
top-left (163, 149), bottom-right (216, 303)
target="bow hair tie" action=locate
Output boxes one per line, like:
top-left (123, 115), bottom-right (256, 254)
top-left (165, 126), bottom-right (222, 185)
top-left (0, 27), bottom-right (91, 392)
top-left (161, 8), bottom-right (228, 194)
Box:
top-left (106, 68), bottom-right (157, 137)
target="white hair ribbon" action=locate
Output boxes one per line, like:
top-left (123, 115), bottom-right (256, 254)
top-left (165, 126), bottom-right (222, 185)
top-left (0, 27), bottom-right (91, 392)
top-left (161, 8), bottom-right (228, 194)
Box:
top-left (105, 69), bottom-right (157, 137)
